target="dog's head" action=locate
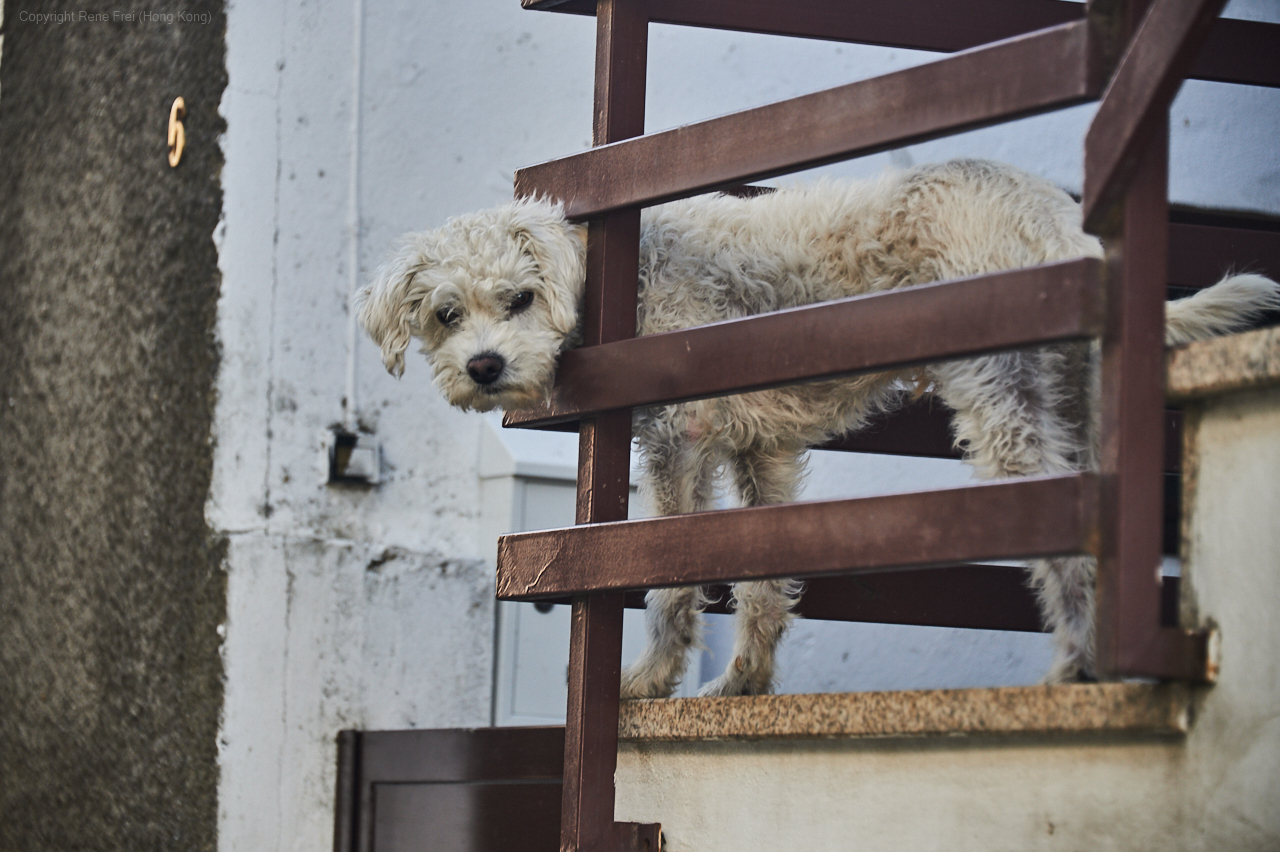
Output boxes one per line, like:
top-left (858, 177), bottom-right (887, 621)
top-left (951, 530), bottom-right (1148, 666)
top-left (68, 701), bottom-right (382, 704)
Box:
top-left (358, 198), bottom-right (587, 412)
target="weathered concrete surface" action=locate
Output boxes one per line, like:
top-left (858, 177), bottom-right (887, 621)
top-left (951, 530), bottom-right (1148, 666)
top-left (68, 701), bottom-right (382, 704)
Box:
top-left (1168, 325), bottom-right (1280, 402)
top-left (619, 683), bottom-right (1193, 741)
top-left (217, 534), bottom-right (496, 850)
top-left (211, 3), bottom-right (505, 849)
top-left (0, 3), bottom-right (228, 850)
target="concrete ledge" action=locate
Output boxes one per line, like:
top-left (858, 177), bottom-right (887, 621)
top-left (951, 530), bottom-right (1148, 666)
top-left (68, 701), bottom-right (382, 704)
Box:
top-left (618, 682), bottom-right (1193, 741)
top-left (1168, 326), bottom-right (1280, 402)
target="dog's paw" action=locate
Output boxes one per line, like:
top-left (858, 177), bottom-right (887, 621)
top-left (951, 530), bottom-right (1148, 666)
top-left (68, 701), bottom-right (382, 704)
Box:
top-left (695, 658), bottom-right (774, 698)
top-left (620, 664), bottom-right (679, 700)
top-left (1041, 654), bottom-right (1096, 685)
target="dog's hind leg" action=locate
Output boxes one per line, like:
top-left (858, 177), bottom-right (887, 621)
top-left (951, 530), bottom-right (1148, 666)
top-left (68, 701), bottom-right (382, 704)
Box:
top-left (696, 578), bottom-right (802, 697)
top-left (1026, 554), bottom-right (1096, 682)
top-left (698, 444), bottom-right (804, 697)
top-left (930, 351), bottom-right (1097, 682)
top-left (621, 413), bottom-right (720, 700)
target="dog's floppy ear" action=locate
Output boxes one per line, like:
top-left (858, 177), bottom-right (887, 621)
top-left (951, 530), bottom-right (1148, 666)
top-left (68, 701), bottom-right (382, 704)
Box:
top-left (509, 199), bottom-right (588, 335)
top-left (357, 240), bottom-right (429, 378)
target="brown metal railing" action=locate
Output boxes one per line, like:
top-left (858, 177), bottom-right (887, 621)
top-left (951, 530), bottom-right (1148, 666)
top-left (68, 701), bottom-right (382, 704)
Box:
top-left (503, 259), bottom-right (1104, 424)
top-left (500, 474), bottom-right (1099, 597)
top-left (495, 0), bottom-right (1266, 848)
top-left (515, 21), bottom-right (1102, 216)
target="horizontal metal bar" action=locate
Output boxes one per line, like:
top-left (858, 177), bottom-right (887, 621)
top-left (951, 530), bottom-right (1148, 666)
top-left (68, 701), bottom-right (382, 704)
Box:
top-left (503, 258), bottom-right (1104, 428)
top-left (504, 397), bottom-right (1186, 477)
top-left (744, 567), bottom-right (1050, 632)
top-left (1190, 17), bottom-right (1280, 89)
top-left (571, 572), bottom-right (1180, 632)
top-left (817, 394), bottom-right (1185, 476)
top-left (523, 0), bottom-right (1080, 51)
top-left (547, 564), bottom-right (1047, 630)
top-left (1083, 0), bottom-right (1229, 232)
top-left (815, 396), bottom-right (961, 459)
top-left (1167, 218), bottom-right (1280, 290)
top-left (496, 473), bottom-right (1099, 599)
top-left (515, 22), bottom-right (1101, 218)
top-left (523, 0), bottom-right (1279, 88)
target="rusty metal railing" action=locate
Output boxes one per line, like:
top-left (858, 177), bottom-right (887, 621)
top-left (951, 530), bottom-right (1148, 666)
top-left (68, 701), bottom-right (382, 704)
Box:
top-left (494, 1), bottom-right (1272, 848)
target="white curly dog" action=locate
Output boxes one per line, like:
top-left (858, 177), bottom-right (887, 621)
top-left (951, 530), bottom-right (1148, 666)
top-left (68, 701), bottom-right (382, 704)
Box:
top-left (359, 159), bottom-right (1278, 695)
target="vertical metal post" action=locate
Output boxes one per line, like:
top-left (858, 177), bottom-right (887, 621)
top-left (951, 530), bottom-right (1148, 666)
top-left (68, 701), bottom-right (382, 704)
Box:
top-left (1091, 0), bottom-right (1208, 681)
top-left (1095, 123), bottom-right (1208, 680)
top-left (561, 2), bottom-right (660, 850)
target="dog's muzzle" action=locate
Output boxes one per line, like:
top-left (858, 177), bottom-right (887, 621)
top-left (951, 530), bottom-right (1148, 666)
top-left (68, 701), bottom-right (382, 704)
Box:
top-left (467, 352), bottom-right (506, 386)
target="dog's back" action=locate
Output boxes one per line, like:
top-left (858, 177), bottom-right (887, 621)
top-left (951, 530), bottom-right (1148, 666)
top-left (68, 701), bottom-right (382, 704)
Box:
top-left (636, 160), bottom-right (1102, 337)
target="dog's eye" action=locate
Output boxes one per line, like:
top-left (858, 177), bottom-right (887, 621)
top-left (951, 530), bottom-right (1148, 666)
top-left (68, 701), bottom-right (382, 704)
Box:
top-left (435, 306), bottom-right (460, 327)
top-left (509, 290), bottom-right (535, 315)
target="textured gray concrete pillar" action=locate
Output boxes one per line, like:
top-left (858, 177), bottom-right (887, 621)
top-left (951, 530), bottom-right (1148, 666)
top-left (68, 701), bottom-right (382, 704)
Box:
top-left (0, 3), bottom-right (228, 849)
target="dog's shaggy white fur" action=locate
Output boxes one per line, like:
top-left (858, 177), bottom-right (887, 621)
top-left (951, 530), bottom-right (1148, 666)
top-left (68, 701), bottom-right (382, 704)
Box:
top-left (360, 159), bottom-right (1279, 695)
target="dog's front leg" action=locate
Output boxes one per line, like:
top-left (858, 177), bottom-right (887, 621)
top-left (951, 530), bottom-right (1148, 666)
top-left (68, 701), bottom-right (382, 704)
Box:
top-left (698, 444), bottom-right (804, 697)
top-left (622, 409), bottom-right (719, 699)
top-left (621, 586), bottom-right (709, 700)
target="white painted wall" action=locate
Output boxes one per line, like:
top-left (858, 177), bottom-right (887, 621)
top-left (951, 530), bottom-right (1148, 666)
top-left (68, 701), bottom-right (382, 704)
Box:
top-left (211, 0), bottom-right (1280, 847)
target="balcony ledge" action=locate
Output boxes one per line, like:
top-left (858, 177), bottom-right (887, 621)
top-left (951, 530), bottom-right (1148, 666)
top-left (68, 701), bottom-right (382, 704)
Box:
top-left (618, 682), bottom-right (1194, 741)
top-left (1168, 325), bottom-right (1280, 402)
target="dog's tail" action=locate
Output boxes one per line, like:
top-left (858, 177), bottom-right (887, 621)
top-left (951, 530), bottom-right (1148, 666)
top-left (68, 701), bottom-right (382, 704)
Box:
top-left (1165, 273), bottom-right (1280, 346)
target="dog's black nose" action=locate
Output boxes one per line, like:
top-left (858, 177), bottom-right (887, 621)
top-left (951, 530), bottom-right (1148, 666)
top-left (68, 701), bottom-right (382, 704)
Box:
top-left (467, 353), bottom-right (506, 385)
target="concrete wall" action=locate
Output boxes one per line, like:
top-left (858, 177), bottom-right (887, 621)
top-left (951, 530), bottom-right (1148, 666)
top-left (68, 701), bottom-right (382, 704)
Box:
top-left (213, 3), bottom-right (506, 850)
top-left (0, 3), bottom-right (228, 850)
